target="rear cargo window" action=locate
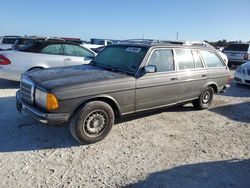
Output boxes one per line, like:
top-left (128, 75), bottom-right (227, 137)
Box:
top-left (200, 51), bottom-right (224, 68)
top-left (224, 44), bottom-right (249, 51)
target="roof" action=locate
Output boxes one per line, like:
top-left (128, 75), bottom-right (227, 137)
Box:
top-left (19, 40), bottom-right (82, 53)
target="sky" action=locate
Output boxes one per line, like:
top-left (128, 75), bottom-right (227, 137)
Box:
top-left (1, 0), bottom-right (250, 42)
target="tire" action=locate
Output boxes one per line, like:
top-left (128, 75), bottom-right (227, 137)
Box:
top-left (193, 86), bottom-right (214, 110)
top-left (69, 101), bottom-right (114, 144)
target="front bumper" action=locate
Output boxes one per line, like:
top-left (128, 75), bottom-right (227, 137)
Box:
top-left (234, 72), bottom-right (250, 86)
top-left (16, 91), bottom-right (71, 126)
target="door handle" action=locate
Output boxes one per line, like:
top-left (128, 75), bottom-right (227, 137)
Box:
top-left (64, 58), bottom-right (71, 61)
top-left (201, 74), bottom-right (206, 77)
top-left (171, 77), bottom-right (178, 81)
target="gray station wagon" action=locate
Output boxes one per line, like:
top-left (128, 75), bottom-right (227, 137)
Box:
top-left (16, 41), bottom-right (231, 144)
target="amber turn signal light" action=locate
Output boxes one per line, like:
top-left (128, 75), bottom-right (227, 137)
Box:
top-left (47, 93), bottom-right (59, 110)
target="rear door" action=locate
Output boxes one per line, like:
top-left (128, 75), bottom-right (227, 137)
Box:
top-left (200, 50), bottom-right (229, 90)
top-left (38, 44), bottom-right (64, 67)
top-left (62, 44), bottom-right (95, 66)
top-left (175, 49), bottom-right (208, 101)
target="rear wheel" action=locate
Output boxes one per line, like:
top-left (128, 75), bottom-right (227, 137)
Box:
top-left (193, 86), bottom-right (214, 110)
top-left (70, 101), bottom-right (114, 144)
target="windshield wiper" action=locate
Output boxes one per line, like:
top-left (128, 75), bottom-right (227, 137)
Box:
top-left (91, 62), bottom-right (134, 76)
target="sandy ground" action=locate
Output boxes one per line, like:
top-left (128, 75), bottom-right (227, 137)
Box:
top-left (0, 71), bottom-right (249, 188)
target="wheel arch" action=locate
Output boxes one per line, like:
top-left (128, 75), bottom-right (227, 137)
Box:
top-left (204, 82), bottom-right (218, 93)
top-left (72, 95), bottom-right (122, 118)
top-left (27, 66), bottom-right (46, 72)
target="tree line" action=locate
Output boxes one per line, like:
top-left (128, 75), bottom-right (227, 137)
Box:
top-left (205, 39), bottom-right (250, 47)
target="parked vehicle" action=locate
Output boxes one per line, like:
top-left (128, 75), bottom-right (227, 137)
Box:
top-left (0, 36), bottom-right (20, 50)
top-left (14, 36), bottom-right (65, 50)
top-left (82, 38), bottom-right (116, 50)
top-left (16, 41), bottom-right (230, 144)
top-left (223, 43), bottom-right (250, 68)
top-left (234, 61), bottom-right (250, 85)
top-left (0, 41), bottom-right (96, 81)
top-left (91, 46), bottom-right (106, 53)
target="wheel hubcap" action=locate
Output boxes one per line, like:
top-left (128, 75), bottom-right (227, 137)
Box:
top-left (202, 90), bottom-right (211, 104)
top-left (84, 111), bottom-right (106, 136)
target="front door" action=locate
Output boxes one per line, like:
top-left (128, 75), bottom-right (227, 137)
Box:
top-left (63, 44), bottom-right (95, 66)
top-left (175, 49), bottom-right (208, 101)
top-left (135, 48), bottom-right (181, 111)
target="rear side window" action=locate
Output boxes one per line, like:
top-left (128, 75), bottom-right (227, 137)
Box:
top-left (40, 44), bottom-right (63, 55)
top-left (148, 49), bottom-right (174, 72)
top-left (200, 51), bottom-right (224, 68)
top-left (175, 49), bottom-right (194, 70)
top-left (63, 44), bottom-right (94, 57)
top-left (2, 38), bottom-right (17, 44)
top-left (224, 44), bottom-right (249, 51)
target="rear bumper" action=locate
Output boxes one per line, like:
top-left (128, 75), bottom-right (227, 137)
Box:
top-left (16, 91), bottom-right (71, 126)
top-left (219, 84), bottom-right (230, 93)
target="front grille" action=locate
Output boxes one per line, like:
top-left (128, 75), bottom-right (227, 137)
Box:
top-left (20, 77), bottom-right (34, 104)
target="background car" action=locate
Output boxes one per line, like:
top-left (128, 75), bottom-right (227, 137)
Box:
top-left (223, 43), bottom-right (250, 68)
top-left (234, 61), bottom-right (250, 85)
top-left (0, 35), bottom-right (20, 50)
top-left (0, 40), bottom-right (96, 81)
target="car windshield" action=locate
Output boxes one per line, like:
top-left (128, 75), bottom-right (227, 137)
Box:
top-left (224, 44), bottom-right (249, 51)
top-left (93, 45), bottom-right (148, 74)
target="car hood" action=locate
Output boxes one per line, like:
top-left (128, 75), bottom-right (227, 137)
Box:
top-left (25, 65), bottom-right (132, 91)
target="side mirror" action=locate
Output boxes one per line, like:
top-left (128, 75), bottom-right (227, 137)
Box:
top-left (143, 65), bottom-right (156, 73)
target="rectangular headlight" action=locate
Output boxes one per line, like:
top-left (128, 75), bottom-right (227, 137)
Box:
top-left (35, 89), bottom-right (47, 109)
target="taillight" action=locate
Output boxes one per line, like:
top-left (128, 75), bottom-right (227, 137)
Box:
top-left (0, 55), bottom-right (11, 65)
top-left (244, 53), bottom-right (249, 60)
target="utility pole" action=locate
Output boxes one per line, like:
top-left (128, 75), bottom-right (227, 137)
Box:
top-left (176, 32), bottom-right (179, 41)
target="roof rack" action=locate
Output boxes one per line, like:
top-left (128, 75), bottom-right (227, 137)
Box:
top-left (181, 40), bottom-right (214, 48)
top-left (119, 39), bottom-right (185, 45)
top-left (118, 39), bottom-right (214, 49)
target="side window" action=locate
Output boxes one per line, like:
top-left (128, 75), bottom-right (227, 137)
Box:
top-left (175, 49), bottom-right (195, 70)
top-left (63, 45), bottom-right (94, 57)
top-left (200, 51), bottom-right (224, 67)
top-left (40, 44), bottom-right (63, 55)
top-left (192, 50), bottom-right (203, 68)
top-left (148, 49), bottom-right (174, 72)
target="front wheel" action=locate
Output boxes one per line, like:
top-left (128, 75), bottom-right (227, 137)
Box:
top-left (70, 101), bottom-right (114, 144)
top-left (193, 86), bottom-right (214, 110)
